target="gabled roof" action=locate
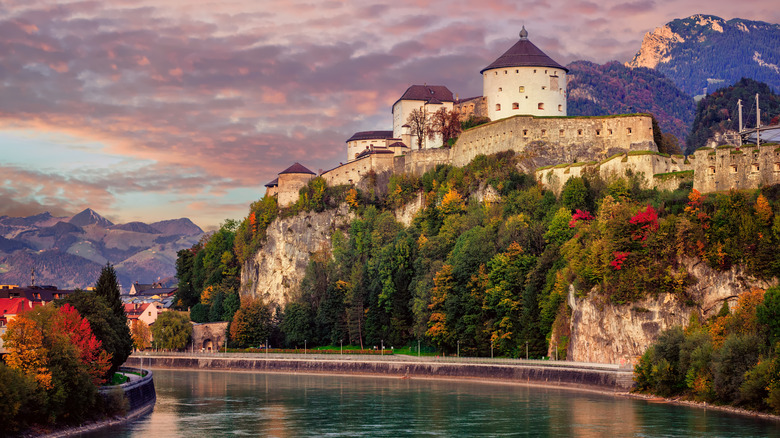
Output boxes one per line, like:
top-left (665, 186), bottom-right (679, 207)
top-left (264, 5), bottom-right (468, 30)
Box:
top-left (393, 85), bottom-right (454, 108)
top-left (279, 162), bottom-right (316, 175)
top-left (388, 141), bottom-right (408, 148)
top-left (346, 131), bottom-right (394, 143)
top-left (355, 147), bottom-right (395, 160)
top-left (265, 178), bottom-right (279, 188)
top-left (481, 27), bottom-right (568, 74)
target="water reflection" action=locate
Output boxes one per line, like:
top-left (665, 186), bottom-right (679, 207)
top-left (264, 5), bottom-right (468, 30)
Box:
top-left (90, 369), bottom-right (778, 437)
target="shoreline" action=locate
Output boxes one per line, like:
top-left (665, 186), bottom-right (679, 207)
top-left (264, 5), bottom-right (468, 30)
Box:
top-left (624, 392), bottom-right (780, 424)
top-left (131, 353), bottom-right (780, 425)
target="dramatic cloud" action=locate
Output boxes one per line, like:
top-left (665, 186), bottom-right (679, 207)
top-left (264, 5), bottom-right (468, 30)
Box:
top-left (0, 0), bottom-right (777, 228)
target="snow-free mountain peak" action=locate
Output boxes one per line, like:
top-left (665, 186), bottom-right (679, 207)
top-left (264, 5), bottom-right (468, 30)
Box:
top-left (69, 208), bottom-right (114, 228)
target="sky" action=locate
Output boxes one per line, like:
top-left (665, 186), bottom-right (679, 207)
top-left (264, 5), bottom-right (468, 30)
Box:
top-left (1, 0), bottom-right (779, 230)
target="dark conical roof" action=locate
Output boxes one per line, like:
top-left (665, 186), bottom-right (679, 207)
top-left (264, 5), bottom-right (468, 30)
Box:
top-left (265, 177), bottom-right (279, 187)
top-left (279, 162), bottom-right (315, 175)
top-left (480, 29), bottom-right (568, 74)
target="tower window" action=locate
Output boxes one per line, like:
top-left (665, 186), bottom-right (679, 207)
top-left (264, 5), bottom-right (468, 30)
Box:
top-left (596, 129), bottom-right (601, 136)
top-left (519, 86), bottom-right (525, 93)
top-left (558, 105), bottom-right (563, 112)
top-left (559, 129), bottom-right (565, 137)
top-left (774, 163), bottom-right (780, 172)
top-left (541, 86), bottom-right (546, 90)
top-left (495, 104), bottom-right (501, 111)
top-left (578, 129), bottom-right (583, 136)
top-left (730, 165), bottom-right (738, 174)
top-left (498, 87), bottom-right (502, 92)
top-left (533, 69), bottom-right (537, 73)
top-left (523, 129), bottom-right (528, 137)
top-left (541, 129), bottom-right (547, 137)
top-left (512, 102), bottom-right (519, 109)
top-left (709, 166), bottom-right (716, 175)
top-left (537, 102), bottom-right (544, 110)
top-left (627, 128), bottom-right (632, 135)
top-left (752, 163), bottom-right (760, 172)
top-left (505, 70), bottom-right (508, 74)
top-left (516, 69), bottom-right (519, 73)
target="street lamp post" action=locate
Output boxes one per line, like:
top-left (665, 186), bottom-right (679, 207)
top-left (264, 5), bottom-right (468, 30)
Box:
top-left (381, 340), bottom-right (384, 355)
top-left (457, 340), bottom-right (460, 358)
top-left (340, 339), bottom-right (343, 355)
top-left (526, 341), bottom-right (529, 360)
top-left (418, 340), bottom-right (420, 357)
top-left (304, 340), bottom-right (307, 354)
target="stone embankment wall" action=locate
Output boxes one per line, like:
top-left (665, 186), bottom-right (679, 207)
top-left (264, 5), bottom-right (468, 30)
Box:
top-left (538, 151), bottom-right (693, 195)
top-left (98, 367), bottom-right (156, 414)
top-left (566, 257), bottom-right (778, 365)
top-left (240, 205), bottom-right (353, 307)
top-left (125, 355), bottom-right (634, 392)
top-left (452, 114), bottom-right (656, 170)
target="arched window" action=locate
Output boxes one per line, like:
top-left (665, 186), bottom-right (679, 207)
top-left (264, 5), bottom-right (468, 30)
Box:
top-left (558, 105), bottom-right (563, 112)
top-left (537, 102), bottom-right (544, 110)
top-left (512, 102), bottom-right (519, 110)
top-left (519, 86), bottom-right (525, 92)
top-left (495, 104), bottom-right (501, 111)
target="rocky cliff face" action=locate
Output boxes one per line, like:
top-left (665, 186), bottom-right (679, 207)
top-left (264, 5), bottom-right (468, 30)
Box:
top-left (240, 205), bottom-right (353, 307)
top-left (626, 15), bottom-right (780, 96)
top-left (565, 257), bottom-right (777, 365)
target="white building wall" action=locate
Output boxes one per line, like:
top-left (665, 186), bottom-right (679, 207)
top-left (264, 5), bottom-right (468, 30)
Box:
top-left (483, 66), bottom-right (567, 121)
top-left (392, 100), bottom-right (454, 150)
top-left (347, 138), bottom-right (390, 163)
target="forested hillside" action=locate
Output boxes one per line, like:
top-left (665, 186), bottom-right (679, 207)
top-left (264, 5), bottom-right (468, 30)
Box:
top-left (177, 152), bottom-right (780, 364)
top-left (627, 15), bottom-right (780, 97)
top-left (567, 60), bottom-right (694, 152)
top-left (687, 78), bottom-right (780, 153)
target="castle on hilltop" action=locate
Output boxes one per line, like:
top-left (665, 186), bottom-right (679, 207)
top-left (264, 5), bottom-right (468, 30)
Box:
top-left (265, 27), bottom-right (779, 205)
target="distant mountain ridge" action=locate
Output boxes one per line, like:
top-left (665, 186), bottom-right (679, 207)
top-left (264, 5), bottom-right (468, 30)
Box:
top-left (566, 60), bottom-right (695, 147)
top-left (627, 15), bottom-right (780, 97)
top-left (0, 208), bottom-right (204, 291)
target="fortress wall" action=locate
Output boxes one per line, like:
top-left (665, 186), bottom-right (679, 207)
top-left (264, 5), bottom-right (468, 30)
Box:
top-left (277, 173), bottom-right (314, 207)
top-left (451, 115), bottom-right (657, 170)
top-left (402, 148), bottom-right (452, 175)
top-left (322, 153), bottom-right (396, 187)
top-left (692, 144), bottom-right (780, 193)
top-left (538, 152), bottom-right (694, 196)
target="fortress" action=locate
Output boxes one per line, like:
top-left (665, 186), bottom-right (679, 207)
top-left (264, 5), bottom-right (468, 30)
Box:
top-left (265, 27), bottom-right (780, 204)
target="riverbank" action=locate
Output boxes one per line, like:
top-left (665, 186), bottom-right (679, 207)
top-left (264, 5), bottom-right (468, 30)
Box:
top-left (125, 352), bottom-right (634, 392)
top-left (35, 368), bottom-right (156, 438)
top-left (625, 392), bottom-right (780, 423)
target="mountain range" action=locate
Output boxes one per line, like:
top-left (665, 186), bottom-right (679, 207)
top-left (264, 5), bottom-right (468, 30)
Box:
top-left (0, 208), bottom-right (203, 291)
top-left (627, 14), bottom-right (780, 98)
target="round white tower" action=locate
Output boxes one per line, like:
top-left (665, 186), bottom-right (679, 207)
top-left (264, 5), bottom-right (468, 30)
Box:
top-left (482, 27), bottom-right (568, 121)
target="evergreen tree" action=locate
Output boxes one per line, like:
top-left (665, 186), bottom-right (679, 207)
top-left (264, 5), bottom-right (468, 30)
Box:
top-left (91, 264), bottom-right (132, 373)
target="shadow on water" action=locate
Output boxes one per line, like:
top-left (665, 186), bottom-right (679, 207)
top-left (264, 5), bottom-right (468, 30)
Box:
top-left (87, 369), bottom-right (778, 437)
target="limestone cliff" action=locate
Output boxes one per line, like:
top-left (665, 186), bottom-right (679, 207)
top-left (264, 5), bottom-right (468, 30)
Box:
top-left (240, 205), bottom-right (353, 307)
top-left (564, 257), bottom-right (777, 365)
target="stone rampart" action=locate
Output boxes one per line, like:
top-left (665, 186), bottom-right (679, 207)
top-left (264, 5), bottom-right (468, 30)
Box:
top-left (277, 173), bottom-right (313, 207)
top-left (322, 151), bottom-right (395, 187)
top-left (692, 144), bottom-right (780, 193)
top-left (402, 148), bottom-right (452, 175)
top-left (537, 152), bottom-right (693, 195)
top-left (125, 354), bottom-right (634, 392)
top-left (452, 114), bottom-right (657, 171)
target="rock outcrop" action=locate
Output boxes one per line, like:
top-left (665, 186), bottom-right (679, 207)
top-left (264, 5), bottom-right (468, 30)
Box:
top-left (566, 257), bottom-right (777, 365)
top-left (240, 205), bottom-right (353, 307)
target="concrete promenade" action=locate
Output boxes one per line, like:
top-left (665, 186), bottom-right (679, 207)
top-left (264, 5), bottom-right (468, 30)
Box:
top-left (125, 352), bottom-right (635, 393)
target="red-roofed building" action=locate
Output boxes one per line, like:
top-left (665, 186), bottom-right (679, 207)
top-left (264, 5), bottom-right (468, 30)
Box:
top-left (0, 297), bottom-right (44, 353)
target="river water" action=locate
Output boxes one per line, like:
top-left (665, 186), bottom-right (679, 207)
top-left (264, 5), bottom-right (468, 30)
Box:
top-left (90, 369), bottom-right (777, 437)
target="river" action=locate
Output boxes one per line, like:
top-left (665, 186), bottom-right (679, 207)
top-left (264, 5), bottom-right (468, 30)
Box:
top-left (89, 368), bottom-right (777, 437)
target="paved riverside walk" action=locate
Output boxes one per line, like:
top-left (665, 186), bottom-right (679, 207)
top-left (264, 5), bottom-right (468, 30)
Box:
top-left (126, 351), bottom-right (635, 392)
